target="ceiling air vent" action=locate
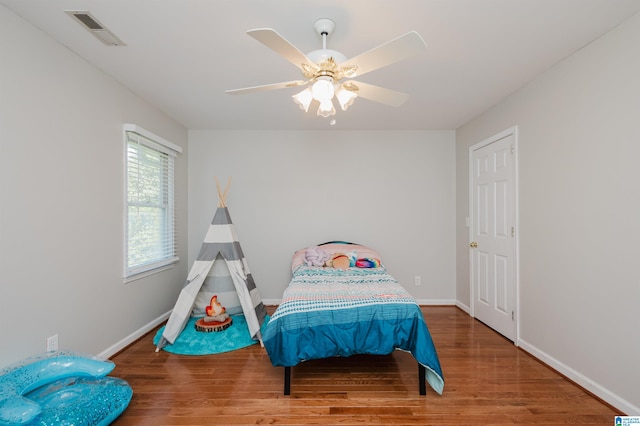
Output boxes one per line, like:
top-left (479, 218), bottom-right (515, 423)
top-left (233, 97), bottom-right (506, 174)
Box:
top-left (65, 11), bottom-right (126, 46)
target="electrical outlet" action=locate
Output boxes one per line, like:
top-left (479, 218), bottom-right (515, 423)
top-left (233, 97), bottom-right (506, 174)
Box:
top-left (414, 276), bottom-right (421, 286)
top-left (47, 334), bottom-right (58, 353)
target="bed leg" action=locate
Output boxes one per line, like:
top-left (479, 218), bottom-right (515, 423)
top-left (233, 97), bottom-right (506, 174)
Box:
top-left (418, 363), bottom-right (426, 395)
top-left (284, 366), bottom-right (291, 395)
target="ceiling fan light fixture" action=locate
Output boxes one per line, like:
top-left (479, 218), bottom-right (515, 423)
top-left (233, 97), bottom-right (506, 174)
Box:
top-left (317, 99), bottom-right (336, 117)
top-left (335, 85), bottom-right (358, 111)
top-left (311, 77), bottom-right (335, 101)
top-left (292, 87), bottom-right (313, 112)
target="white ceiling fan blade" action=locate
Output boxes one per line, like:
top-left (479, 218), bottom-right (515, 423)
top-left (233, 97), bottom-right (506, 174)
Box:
top-left (226, 80), bottom-right (309, 95)
top-left (247, 28), bottom-right (314, 70)
top-left (341, 31), bottom-right (427, 78)
top-left (347, 81), bottom-right (410, 107)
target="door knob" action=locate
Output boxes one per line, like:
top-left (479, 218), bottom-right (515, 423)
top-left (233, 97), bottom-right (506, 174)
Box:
top-left (470, 242), bottom-right (478, 248)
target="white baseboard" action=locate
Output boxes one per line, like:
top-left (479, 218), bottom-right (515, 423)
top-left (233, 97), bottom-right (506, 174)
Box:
top-left (263, 298), bottom-right (457, 306)
top-left (455, 300), bottom-right (470, 314)
top-left (415, 299), bottom-right (456, 306)
top-left (518, 338), bottom-right (638, 415)
top-left (98, 310), bottom-right (171, 359)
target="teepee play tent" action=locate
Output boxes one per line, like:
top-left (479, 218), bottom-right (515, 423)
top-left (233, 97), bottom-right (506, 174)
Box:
top-left (156, 178), bottom-right (267, 351)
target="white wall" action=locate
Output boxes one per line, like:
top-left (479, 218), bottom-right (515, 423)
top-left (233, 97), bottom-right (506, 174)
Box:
top-left (7, 0), bottom-right (634, 413)
top-left (0, 6), bottom-right (188, 367)
top-left (188, 130), bottom-right (456, 303)
top-left (456, 12), bottom-right (640, 414)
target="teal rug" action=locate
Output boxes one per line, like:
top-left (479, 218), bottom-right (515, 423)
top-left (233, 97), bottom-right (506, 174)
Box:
top-left (153, 314), bottom-right (270, 355)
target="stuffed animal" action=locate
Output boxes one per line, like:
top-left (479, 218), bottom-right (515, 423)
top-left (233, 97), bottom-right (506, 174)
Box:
top-left (330, 254), bottom-right (350, 269)
top-left (204, 295), bottom-right (229, 323)
top-left (304, 246), bottom-right (330, 267)
top-left (355, 257), bottom-right (381, 268)
top-left (328, 251), bottom-right (357, 269)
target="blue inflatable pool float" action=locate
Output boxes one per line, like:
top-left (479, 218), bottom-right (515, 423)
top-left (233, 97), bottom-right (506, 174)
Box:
top-left (0, 351), bottom-right (132, 425)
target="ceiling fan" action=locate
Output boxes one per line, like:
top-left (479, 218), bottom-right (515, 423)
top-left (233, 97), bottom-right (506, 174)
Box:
top-left (226, 18), bottom-right (427, 118)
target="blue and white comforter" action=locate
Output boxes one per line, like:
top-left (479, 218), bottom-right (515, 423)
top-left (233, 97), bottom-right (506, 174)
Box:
top-left (263, 266), bottom-right (444, 395)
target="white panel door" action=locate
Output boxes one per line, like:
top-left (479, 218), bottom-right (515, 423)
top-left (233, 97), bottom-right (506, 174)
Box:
top-left (470, 129), bottom-right (517, 341)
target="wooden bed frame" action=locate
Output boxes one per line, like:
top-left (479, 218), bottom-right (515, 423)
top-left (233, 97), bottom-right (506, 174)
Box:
top-left (282, 363), bottom-right (427, 395)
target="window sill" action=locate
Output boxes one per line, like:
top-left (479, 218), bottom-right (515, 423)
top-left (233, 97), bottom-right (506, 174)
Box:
top-left (123, 257), bottom-right (179, 284)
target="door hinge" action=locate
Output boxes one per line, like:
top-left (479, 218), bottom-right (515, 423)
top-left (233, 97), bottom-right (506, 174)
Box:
top-left (511, 311), bottom-right (515, 321)
top-left (510, 145), bottom-right (514, 154)
top-left (511, 227), bottom-right (515, 237)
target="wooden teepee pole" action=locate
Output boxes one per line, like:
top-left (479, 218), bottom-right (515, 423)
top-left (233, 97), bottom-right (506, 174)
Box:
top-left (214, 176), bottom-right (232, 207)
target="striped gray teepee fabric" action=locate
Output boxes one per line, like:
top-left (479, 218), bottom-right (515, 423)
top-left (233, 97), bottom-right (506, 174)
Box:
top-left (156, 205), bottom-right (266, 351)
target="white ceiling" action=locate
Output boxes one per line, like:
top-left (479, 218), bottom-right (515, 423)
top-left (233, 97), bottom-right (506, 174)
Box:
top-left (3, 0), bottom-right (640, 130)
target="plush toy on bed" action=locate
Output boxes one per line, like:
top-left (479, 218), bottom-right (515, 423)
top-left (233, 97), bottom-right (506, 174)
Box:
top-left (355, 257), bottom-right (382, 268)
top-left (304, 246), bottom-right (330, 267)
top-left (327, 251), bottom-right (357, 269)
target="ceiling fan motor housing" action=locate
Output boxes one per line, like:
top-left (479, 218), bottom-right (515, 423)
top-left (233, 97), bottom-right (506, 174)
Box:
top-left (307, 49), bottom-right (347, 65)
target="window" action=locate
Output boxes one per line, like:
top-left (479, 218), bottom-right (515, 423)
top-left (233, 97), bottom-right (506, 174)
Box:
top-left (124, 124), bottom-right (182, 280)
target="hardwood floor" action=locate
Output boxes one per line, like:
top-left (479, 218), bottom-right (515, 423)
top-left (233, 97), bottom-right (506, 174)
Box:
top-left (110, 306), bottom-right (619, 425)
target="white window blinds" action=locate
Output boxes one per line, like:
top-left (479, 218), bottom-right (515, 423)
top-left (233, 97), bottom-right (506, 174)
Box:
top-left (124, 124), bottom-right (181, 278)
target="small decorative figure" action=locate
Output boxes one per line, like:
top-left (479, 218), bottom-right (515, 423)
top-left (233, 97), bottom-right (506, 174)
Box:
top-left (195, 295), bottom-right (233, 332)
top-left (204, 295), bottom-right (229, 322)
